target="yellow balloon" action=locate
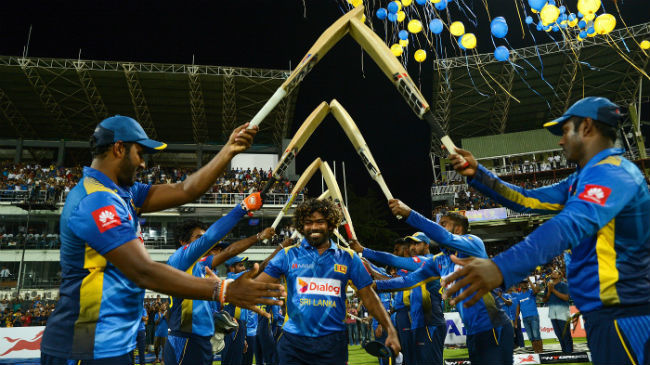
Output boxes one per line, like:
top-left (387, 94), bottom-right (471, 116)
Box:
top-left (402, 0), bottom-right (413, 6)
top-left (569, 18), bottom-right (579, 27)
top-left (577, 0), bottom-right (601, 15)
top-left (594, 13), bottom-right (616, 34)
top-left (397, 11), bottom-right (406, 22)
top-left (584, 12), bottom-right (595, 22)
top-left (531, 8), bottom-right (538, 14)
top-left (399, 39), bottom-right (409, 47)
top-left (414, 49), bottom-right (427, 62)
top-left (641, 40), bottom-right (650, 50)
top-left (460, 33), bottom-right (477, 49)
top-left (430, 0), bottom-right (442, 3)
top-left (540, 4), bottom-right (560, 26)
top-left (577, 35), bottom-right (584, 41)
top-left (347, 0), bottom-right (363, 6)
top-left (408, 19), bottom-right (423, 33)
top-left (450, 21), bottom-right (465, 36)
top-left (391, 44), bottom-right (404, 57)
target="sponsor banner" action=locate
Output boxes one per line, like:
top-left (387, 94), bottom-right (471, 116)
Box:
top-left (464, 207), bottom-right (507, 222)
top-left (514, 354), bottom-right (541, 364)
top-left (296, 277), bottom-right (341, 296)
top-left (444, 359), bottom-right (471, 365)
top-left (0, 326), bottom-right (44, 359)
top-left (539, 352), bottom-right (591, 363)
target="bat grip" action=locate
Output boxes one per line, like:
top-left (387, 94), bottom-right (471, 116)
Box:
top-left (247, 88), bottom-right (288, 129)
top-left (264, 212), bottom-right (285, 244)
top-left (260, 176), bottom-right (278, 201)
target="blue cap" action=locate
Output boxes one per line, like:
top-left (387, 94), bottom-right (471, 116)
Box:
top-left (543, 97), bottom-right (622, 136)
top-left (224, 256), bottom-right (248, 267)
top-left (92, 115), bottom-right (167, 153)
top-left (404, 232), bottom-right (432, 245)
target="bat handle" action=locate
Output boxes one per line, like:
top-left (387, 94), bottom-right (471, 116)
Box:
top-left (440, 136), bottom-right (469, 169)
top-left (264, 212), bottom-right (285, 244)
top-left (377, 177), bottom-right (402, 220)
top-left (247, 88), bottom-right (288, 129)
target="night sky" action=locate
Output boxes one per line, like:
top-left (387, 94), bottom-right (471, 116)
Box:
top-left (2, 0), bottom-right (649, 233)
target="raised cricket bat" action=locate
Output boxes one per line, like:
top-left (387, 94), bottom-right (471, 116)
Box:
top-left (270, 158), bottom-right (322, 230)
top-left (347, 17), bottom-right (467, 166)
top-left (247, 6), bottom-right (364, 129)
top-left (259, 102), bottom-right (329, 199)
top-left (320, 161), bottom-right (357, 241)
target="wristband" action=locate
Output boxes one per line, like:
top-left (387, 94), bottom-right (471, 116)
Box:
top-left (219, 279), bottom-right (234, 305)
top-left (212, 280), bottom-right (222, 302)
top-left (256, 232), bottom-right (262, 242)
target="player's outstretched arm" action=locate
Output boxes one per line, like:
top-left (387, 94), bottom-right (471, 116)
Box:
top-left (104, 239), bottom-right (285, 307)
top-left (357, 286), bottom-right (400, 356)
top-left (448, 147), bottom-right (478, 177)
top-left (351, 238), bottom-right (421, 272)
top-left (211, 227), bottom-right (276, 268)
top-left (140, 123), bottom-right (258, 213)
top-left (375, 261), bottom-right (439, 293)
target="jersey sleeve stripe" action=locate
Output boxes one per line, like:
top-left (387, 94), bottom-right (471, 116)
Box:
top-left (72, 246), bottom-right (105, 355)
top-left (596, 218), bottom-right (620, 306)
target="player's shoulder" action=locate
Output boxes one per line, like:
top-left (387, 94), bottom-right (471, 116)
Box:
top-left (589, 154), bottom-right (644, 185)
top-left (283, 243), bottom-right (300, 255)
top-left (337, 244), bottom-right (356, 259)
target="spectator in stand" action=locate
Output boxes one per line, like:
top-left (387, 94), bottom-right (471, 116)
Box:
top-left (542, 270), bottom-right (573, 354)
top-left (154, 302), bottom-right (169, 364)
top-left (346, 301), bottom-right (360, 346)
top-left (506, 287), bottom-right (525, 349)
top-left (516, 278), bottom-right (543, 353)
top-left (0, 266), bottom-right (10, 280)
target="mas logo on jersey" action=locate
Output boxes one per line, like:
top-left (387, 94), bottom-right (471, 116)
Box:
top-left (334, 264), bottom-right (347, 274)
top-left (92, 205), bottom-right (121, 233)
top-left (296, 277), bottom-right (341, 296)
top-left (578, 184), bottom-right (612, 206)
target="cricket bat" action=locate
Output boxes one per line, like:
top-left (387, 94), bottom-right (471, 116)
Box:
top-left (269, 158), bottom-right (322, 230)
top-left (320, 161), bottom-right (357, 241)
top-left (247, 6), bottom-right (364, 129)
top-left (347, 17), bottom-right (467, 166)
top-left (259, 101), bottom-right (329, 200)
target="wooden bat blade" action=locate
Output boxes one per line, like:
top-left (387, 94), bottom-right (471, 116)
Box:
top-left (248, 6), bottom-right (363, 128)
top-left (320, 161), bottom-right (357, 240)
top-left (271, 158), bottom-right (323, 230)
top-left (317, 189), bottom-right (331, 200)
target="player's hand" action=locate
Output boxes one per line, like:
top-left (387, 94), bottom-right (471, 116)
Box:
top-left (375, 324), bottom-right (383, 338)
top-left (279, 236), bottom-right (294, 248)
top-left (223, 264), bottom-right (286, 318)
top-left (258, 227), bottom-right (275, 242)
top-left (242, 192), bottom-right (263, 211)
top-left (440, 255), bottom-right (504, 307)
top-left (243, 340), bottom-right (248, 353)
top-left (384, 328), bottom-right (401, 357)
top-left (349, 239), bottom-right (364, 254)
top-left (388, 199), bottom-right (411, 219)
top-left (447, 147), bottom-right (478, 177)
top-left (225, 123), bottom-right (258, 155)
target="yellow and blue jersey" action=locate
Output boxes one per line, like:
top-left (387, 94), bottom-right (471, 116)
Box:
top-left (264, 239), bottom-right (373, 337)
top-left (471, 148), bottom-right (650, 314)
top-left (41, 167), bottom-right (151, 359)
top-left (166, 205), bottom-right (246, 337)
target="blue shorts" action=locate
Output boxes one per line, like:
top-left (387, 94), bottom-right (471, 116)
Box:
top-left (394, 307), bottom-right (415, 365)
top-left (584, 307), bottom-right (650, 365)
top-left (413, 324), bottom-right (446, 365)
top-left (277, 331), bottom-right (347, 365)
top-left (466, 323), bottom-right (514, 365)
top-left (163, 334), bottom-right (212, 365)
top-left (41, 352), bottom-right (133, 365)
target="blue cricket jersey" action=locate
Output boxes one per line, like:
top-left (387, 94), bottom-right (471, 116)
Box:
top-left (470, 148), bottom-right (650, 314)
top-left (373, 292), bottom-right (392, 330)
top-left (264, 239), bottom-right (372, 337)
top-left (166, 205), bottom-right (246, 337)
top-left (42, 167), bottom-right (151, 359)
top-left (517, 290), bottom-right (539, 319)
top-left (375, 210), bottom-right (510, 335)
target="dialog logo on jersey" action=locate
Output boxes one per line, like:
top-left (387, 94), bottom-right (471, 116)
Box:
top-left (578, 184), bottom-right (612, 206)
top-left (92, 205), bottom-right (122, 233)
top-left (297, 277), bottom-right (341, 296)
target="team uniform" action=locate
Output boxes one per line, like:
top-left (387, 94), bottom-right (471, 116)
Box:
top-left (255, 304), bottom-right (277, 365)
top-left (392, 269), bottom-right (416, 365)
top-left (373, 291), bottom-right (393, 365)
top-left (546, 280), bottom-right (573, 353)
top-left (243, 310), bottom-right (257, 365)
top-left (133, 307), bottom-right (147, 365)
top-left (221, 270), bottom-right (248, 365)
top-left (374, 210), bottom-right (513, 365)
top-left (503, 292), bottom-right (524, 348)
top-left (164, 205), bottom-right (246, 365)
top-left (517, 290), bottom-right (541, 342)
top-left (264, 239), bottom-right (373, 365)
top-left (363, 249), bottom-right (446, 365)
top-left (469, 147), bottom-right (650, 364)
top-left (154, 311), bottom-right (169, 339)
top-left (41, 167), bottom-right (151, 364)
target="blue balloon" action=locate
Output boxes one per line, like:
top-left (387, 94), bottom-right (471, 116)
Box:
top-left (458, 37), bottom-right (466, 50)
top-left (568, 13), bottom-right (577, 21)
top-left (587, 26), bottom-right (595, 34)
top-left (434, 0), bottom-right (447, 11)
top-left (525, 16), bottom-right (534, 25)
top-left (558, 5), bottom-right (565, 13)
top-left (494, 46), bottom-right (510, 61)
top-left (552, 25), bottom-right (560, 32)
top-left (429, 19), bottom-right (444, 34)
top-left (560, 22), bottom-right (568, 28)
top-left (416, 0), bottom-right (426, 4)
top-left (579, 30), bottom-right (587, 38)
top-left (548, 0), bottom-right (556, 6)
top-left (491, 16), bottom-right (508, 38)
top-left (578, 20), bottom-right (587, 29)
top-left (543, 25), bottom-right (551, 31)
top-left (577, 11), bottom-right (584, 18)
top-left (398, 30), bottom-right (409, 40)
top-left (559, 13), bottom-right (567, 22)
top-left (536, 23), bottom-right (543, 31)
top-left (387, 1), bottom-right (399, 14)
top-left (376, 8), bottom-right (388, 20)
top-left (388, 12), bottom-right (398, 22)
top-left (528, 0), bottom-right (546, 11)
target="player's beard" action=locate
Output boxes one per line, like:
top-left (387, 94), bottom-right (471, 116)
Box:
top-left (117, 153), bottom-right (138, 187)
top-left (304, 228), bottom-right (330, 248)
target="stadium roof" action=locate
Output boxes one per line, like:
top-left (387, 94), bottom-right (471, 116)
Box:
top-left (0, 56), bottom-right (299, 150)
top-left (430, 21), bottom-right (650, 153)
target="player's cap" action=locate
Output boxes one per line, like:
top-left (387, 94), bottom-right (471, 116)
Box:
top-left (92, 115), bottom-right (167, 153)
top-left (543, 97), bottom-right (622, 136)
top-left (225, 256), bottom-right (248, 267)
top-left (404, 232), bottom-right (431, 245)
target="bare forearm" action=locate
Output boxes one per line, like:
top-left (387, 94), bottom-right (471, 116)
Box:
top-left (179, 148), bottom-right (235, 202)
top-left (256, 247), bottom-right (283, 277)
top-left (212, 235), bottom-right (259, 268)
top-left (551, 288), bottom-right (569, 301)
top-left (139, 261), bottom-right (215, 300)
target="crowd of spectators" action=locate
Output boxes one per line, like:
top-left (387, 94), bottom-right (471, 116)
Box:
top-left (0, 295), bottom-right (56, 327)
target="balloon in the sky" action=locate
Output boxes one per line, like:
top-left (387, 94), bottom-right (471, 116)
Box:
top-left (434, 0), bottom-right (447, 11)
top-left (402, 0), bottom-right (413, 6)
top-left (399, 30), bottom-right (409, 40)
top-left (490, 17), bottom-right (508, 38)
top-left (460, 33), bottom-right (477, 49)
top-left (388, 12), bottom-right (398, 22)
top-left (450, 21), bottom-right (465, 36)
top-left (640, 40), bottom-right (650, 50)
top-left (376, 8), bottom-right (388, 20)
top-left (558, 5), bottom-right (566, 13)
top-left (577, 0), bottom-right (601, 15)
top-left (390, 44), bottom-right (404, 57)
top-left (540, 4), bottom-right (560, 26)
top-left (388, 1), bottom-right (401, 14)
top-left (579, 30), bottom-right (588, 38)
top-left (525, 16), bottom-right (534, 25)
top-left (416, 0), bottom-right (426, 4)
top-left (399, 39), bottom-right (409, 47)
top-left (587, 26), bottom-right (596, 36)
top-left (594, 13), bottom-right (616, 34)
top-left (414, 49), bottom-right (427, 62)
top-left (528, 0), bottom-right (547, 12)
top-left (578, 20), bottom-right (587, 29)
top-left (584, 12), bottom-right (595, 22)
top-left (494, 46), bottom-right (510, 61)
top-left (408, 19), bottom-right (423, 33)
top-left (397, 11), bottom-right (406, 22)
top-left (429, 18), bottom-right (444, 34)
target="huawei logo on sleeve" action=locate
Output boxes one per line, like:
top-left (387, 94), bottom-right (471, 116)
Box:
top-left (578, 184), bottom-right (612, 206)
top-left (92, 205), bottom-right (122, 233)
